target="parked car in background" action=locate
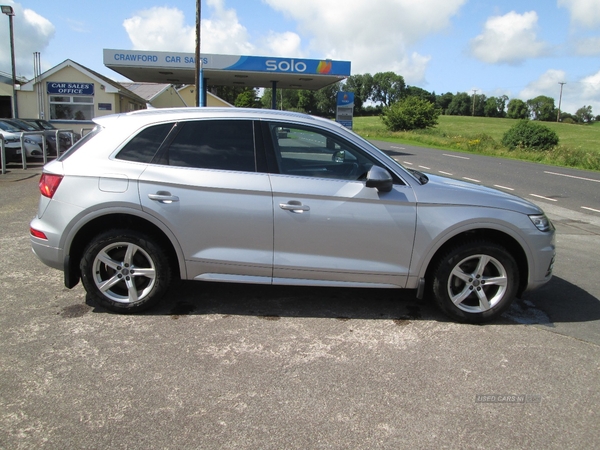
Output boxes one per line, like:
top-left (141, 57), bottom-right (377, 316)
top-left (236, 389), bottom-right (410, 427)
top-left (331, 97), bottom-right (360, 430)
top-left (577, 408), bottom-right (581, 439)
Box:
top-left (20, 118), bottom-right (79, 155)
top-left (30, 108), bottom-right (556, 323)
top-left (0, 119), bottom-right (44, 159)
top-left (0, 120), bottom-right (23, 162)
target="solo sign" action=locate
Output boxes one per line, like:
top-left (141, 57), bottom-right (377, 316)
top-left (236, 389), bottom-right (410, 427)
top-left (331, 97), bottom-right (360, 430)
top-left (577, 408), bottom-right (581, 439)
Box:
top-left (265, 59), bottom-right (307, 73)
top-left (47, 82), bottom-right (94, 96)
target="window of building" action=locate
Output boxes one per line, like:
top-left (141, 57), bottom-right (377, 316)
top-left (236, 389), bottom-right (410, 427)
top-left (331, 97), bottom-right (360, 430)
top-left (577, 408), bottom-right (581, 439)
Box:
top-left (49, 95), bottom-right (94, 121)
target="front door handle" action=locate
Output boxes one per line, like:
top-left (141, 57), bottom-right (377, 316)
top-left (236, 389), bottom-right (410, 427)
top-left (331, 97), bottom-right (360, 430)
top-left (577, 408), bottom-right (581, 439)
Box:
top-left (148, 191), bottom-right (180, 204)
top-left (279, 201), bottom-right (310, 213)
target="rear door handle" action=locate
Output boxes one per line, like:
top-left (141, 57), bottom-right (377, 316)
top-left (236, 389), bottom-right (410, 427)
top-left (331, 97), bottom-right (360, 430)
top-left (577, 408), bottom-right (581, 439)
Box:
top-left (279, 201), bottom-right (310, 213)
top-left (148, 191), bottom-right (179, 204)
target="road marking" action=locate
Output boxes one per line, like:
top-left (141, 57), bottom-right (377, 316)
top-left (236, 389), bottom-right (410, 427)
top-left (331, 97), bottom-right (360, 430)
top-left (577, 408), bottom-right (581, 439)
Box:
top-left (463, 177), bottom-right (481, 183)
top-left (439, 171), bottom-right (453, 176)
top-left (530, 194), bottom-right (557, 202)
top-left (582, 206), bottom-right (600, 213)
top-left (419, 165), bottom-right (431, 170)
top-left (403, 161), bottom-right (413, 165)
top-left (544, 171), bottom-right (600, 183)
top-left (444, 154), bottom-right (470, 160)
top-left (391, 146), bottom-right (405, 150)
top-left (494, 185), bottom-right (514, 191)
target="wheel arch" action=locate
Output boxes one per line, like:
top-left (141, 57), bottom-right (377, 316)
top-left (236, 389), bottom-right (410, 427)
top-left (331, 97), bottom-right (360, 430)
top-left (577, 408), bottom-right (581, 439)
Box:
top-left (422, 228), bottom-right (529, 297)
top-left (64, 212), bottom-right (184, 288)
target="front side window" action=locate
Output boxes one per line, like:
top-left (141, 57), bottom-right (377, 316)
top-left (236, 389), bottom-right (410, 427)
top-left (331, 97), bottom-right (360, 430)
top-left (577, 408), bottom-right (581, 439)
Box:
top-left (161, 120), bottom-right (256, 172)
top-left (269, 123), bottom-right (376, 181)
top-left (49, 95), bottom-right (94, 121)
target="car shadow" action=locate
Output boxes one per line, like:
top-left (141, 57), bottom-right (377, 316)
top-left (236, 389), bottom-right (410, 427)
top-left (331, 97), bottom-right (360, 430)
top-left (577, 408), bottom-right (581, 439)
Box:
top-left (513, 276), bottom-right (600, 324)
top-left (83, 275), bottom-right (600, 325)
top-left (86, 281), bottom-right (447, 322)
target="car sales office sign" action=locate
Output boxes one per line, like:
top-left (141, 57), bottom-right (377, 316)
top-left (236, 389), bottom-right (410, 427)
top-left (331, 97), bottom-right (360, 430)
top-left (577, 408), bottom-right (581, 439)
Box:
top-left (47, 82), bottom-right (94, 96)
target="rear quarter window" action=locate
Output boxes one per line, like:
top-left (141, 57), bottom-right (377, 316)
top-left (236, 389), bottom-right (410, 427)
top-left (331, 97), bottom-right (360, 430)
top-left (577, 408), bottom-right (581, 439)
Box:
top-left (116, 122), bottom-right (175, 163)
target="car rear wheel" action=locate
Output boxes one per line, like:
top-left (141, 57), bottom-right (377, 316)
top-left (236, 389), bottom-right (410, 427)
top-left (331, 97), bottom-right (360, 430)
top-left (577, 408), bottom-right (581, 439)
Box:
top-left (431, 240), bottom-right (519, 323)
top-left (80, 230), bottom-right (172, 313)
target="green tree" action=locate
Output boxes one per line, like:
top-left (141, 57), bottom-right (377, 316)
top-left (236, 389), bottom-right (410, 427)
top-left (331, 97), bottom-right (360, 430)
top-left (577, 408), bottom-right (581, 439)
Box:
top-left (507, 99), bottom-right (529, 119)
top-left (435, 92), bottom-right (454, 115)
top-left (234, 88), bottom-right (259, 108)
top-left (260, 88), bottom-right (300, 110)
top-left (210, 86), bottom-right (248, 105)
top-left (405, 86), bottom-right (435, 103)
top-left (527, 95), bottom-right (557, 121)
top-left (484, 95), bottom-right (508, 118)
top-left (502, 120), bottom-right (559, 150)
top-left (575, 105), bottom-right (594, 123)
top-left (472, 93), bottom-right (486, 116)
top-left (381, 97), bottom-right (440, 131)
top-left (343, 73), bottom-right (373, 113)
top-left (314, 82), bottom-right (341, 117)
top-left (446, 92), bottom-right (471, 116)
top-left (372, 72), bottom-right (406, 107)
top-left (297, 90), bottom-right (318, 114)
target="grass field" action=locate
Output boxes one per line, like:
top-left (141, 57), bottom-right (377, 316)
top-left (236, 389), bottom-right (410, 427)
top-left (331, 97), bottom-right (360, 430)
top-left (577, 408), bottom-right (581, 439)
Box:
top-left (352, 115), bottom-right (600, 171)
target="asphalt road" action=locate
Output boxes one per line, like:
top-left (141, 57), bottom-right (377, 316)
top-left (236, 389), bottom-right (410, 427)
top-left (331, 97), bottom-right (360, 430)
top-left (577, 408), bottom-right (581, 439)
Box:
top-left (373, 140), bottom-right (600, 215)
top-left (1, 159), bottom-right (599, 449)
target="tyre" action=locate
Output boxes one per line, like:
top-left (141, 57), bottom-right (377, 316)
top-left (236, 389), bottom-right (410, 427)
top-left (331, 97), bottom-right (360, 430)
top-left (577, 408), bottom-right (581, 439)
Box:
top-left (430, 240), bottom-right (519, 323)
top-left (80, 229), bottom-right (172, 313)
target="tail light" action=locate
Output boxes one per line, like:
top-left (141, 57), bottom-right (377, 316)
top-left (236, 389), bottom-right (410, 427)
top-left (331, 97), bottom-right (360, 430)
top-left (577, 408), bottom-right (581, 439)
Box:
top-left (39, 173), bottom-right (63, 198)
top-left (30, 227), bottom-right (48, 240)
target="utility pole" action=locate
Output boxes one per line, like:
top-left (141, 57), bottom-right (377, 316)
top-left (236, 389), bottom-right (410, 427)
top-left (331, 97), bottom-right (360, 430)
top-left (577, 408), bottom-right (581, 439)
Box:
top-left (472, 90), bottom-right (478, 116)
top-left (557, 82), bottom-right (566, 122)
top-left (194, 0), bottom-right (201, 107)
top-left (2, 5), bottom-right (17, 118)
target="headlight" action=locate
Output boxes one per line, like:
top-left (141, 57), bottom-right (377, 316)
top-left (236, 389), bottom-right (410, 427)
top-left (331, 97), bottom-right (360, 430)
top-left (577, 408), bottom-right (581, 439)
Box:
top-left (24, 138), bottom-right (38, 145)
top-left (529, 214), bottom-right (553, 232)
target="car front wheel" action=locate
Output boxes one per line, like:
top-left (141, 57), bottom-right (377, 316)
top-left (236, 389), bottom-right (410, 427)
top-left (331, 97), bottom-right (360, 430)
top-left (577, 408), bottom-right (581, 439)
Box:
top-left (431, 240), bottom-right (519, 323)
top-left (80, 230), bottom-right (172, 313)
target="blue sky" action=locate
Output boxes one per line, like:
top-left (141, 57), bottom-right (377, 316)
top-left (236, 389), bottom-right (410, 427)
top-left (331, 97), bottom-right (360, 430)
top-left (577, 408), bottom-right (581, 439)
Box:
top-left (1, 0), bottom-right (599, 115)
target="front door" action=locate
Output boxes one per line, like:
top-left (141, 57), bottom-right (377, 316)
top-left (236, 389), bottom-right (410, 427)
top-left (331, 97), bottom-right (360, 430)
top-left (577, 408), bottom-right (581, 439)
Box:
top-left (267, 123), bottom-right (417, 288)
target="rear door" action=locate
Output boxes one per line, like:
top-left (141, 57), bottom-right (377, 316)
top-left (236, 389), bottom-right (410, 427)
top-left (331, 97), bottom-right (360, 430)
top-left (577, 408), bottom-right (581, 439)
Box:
top-left (136, 119), bottom-right (274, 282)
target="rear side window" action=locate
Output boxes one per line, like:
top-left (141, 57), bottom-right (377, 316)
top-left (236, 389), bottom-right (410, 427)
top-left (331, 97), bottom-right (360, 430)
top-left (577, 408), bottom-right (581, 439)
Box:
top-left (162, 120), bottom-right (256, 172)
top-left (116, 122), bottom-right (174, 163)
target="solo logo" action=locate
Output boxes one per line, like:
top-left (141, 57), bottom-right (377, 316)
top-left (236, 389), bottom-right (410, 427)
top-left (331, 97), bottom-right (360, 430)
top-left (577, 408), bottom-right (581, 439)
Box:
top-left (266, 59), bottom-right (307, 72)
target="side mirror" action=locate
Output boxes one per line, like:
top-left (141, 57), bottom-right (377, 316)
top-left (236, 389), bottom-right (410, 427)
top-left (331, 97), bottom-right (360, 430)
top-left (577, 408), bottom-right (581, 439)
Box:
top-left (332, 150), bottom-right (345, 163)
top-left (365, 165), bottom-right (393, 192)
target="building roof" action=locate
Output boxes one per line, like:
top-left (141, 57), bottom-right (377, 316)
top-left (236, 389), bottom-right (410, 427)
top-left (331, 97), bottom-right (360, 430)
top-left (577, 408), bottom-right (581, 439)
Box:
top-left (19, 59), bottom-right (148, 104)
top-left (119, 82), bottom-right (172, 101)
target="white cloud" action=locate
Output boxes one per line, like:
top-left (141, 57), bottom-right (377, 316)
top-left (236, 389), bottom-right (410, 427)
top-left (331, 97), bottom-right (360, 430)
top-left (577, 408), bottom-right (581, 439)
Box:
top-left (0, 3), bottom-right (55, 78)
top-left (262, 0), bottom-right (467, 82)
top-left (121, 0), bottom-right (466, 83)
top-left (574, 36), bottom-right (600, 56)
top-left (260, 31), bottom-right (305, 58)
top-left (518, 69), bottom-right (600, 115)
top-left (558, 0), bottom-right (600, 28)
top-left (470, 11), bottom-right (548, 64)
top-left (123, 1), bottom-right (255, 55)
top-left (519, 69), bottom-right (567, 100)
top-left (579, 70), bottom-right (600, 105)
top-left (123, 7), bottom-right (195, 52)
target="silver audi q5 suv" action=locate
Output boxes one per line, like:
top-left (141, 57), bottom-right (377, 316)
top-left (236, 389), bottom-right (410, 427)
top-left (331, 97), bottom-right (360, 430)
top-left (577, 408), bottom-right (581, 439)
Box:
top-left (30, 108), bottom-right (555, 323)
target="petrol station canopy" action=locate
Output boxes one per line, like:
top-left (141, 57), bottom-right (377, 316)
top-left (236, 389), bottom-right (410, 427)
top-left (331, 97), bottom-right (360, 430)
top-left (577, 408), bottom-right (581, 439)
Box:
top-left (103, 49), bottom-right (351, 91)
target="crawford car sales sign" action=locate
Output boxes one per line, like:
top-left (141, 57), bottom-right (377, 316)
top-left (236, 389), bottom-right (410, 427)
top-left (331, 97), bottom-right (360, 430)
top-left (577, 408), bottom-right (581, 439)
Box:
top-left (47, 82), bottom-right (94, 96)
